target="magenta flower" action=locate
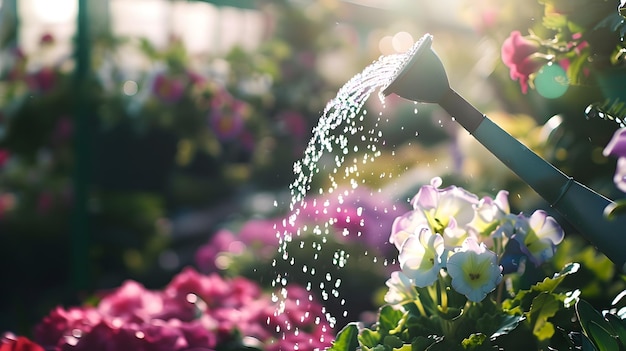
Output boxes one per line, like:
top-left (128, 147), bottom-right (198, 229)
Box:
top-left (501, 31), bottom-right (547, 94)
top-left (603, 128), bottom-right (626, 192)
top-left (0, 335), bottom-right (44, 351)
top-left (33, 268), bottom-right (330, 350)
top-left (296, 187), bottom-right (408, 255)
top-left (209, 100), bottom-right (246, 141)
top-left (152, 73), bottom-right (185, 103)
top-left (26, 67), bottom-right (56, 93)
top-left (447, 237), bottom-right (503, 302)
top-left (97, 280), bottom-right (164, 323)
top-left (0, 149), bottom-right (10, 168)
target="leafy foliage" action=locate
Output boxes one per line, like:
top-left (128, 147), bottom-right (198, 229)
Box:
top-left (328, 263), bottom-right (581, 350)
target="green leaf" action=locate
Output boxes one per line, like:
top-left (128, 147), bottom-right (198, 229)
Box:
top-left (489, 315), bottom-right (526, 340)
top-left (605, 313), bottom-right (626, 347)
top-left (359, 329), bottom-right (382, 349)
top-left (588, 320), bottom-right (619, 351)
top-left (533, 262), bottom-right (580, 293)
top-left (461, 333), bottom-right (487, 349)
top-left (529, 293), bottom-right (561, 340)
top-left (383, 335), bottom-right (404, 349)
top-left (412, 336), bottom-right (437, 351)
top-left (582, 333), bottom-right (599, 351)
top-left (394, 344), bottom-right (413, 351)
top-left (543, 12), bottom-right (569, 30)
top-left (328, 323), bottom-right (360, 351)
top-left (379, 305), bottom-right (405, 333)
top-left (576, 299), bottom-right (615, 337)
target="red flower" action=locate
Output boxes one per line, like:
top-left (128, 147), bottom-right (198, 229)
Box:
top-left (501, 31), bottom-right (547, 93)
top-left (0, 335), bottom-right (44, 351)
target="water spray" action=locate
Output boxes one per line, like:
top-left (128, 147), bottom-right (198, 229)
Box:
top-left (382, 34), bottom-right (626, 271)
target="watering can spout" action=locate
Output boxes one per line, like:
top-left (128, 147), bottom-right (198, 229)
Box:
top-left (383, 34), bottom-right (626, 272)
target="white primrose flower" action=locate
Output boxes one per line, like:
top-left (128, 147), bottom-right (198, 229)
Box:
top-left (384, 271), bottom-right (420, 305)
top-left (513, 210), bottom-right (564, 266)
top-left (447, 237), bottom-right (503, 302)
top-left (398, 226), bottom-right (445, 288)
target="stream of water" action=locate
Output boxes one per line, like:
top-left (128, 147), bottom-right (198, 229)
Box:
top-left (271, 35), bottom-right (430, 345)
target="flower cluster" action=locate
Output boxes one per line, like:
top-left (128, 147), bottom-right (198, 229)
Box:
top-left (195, 186), bottom-right (407, 275)
top-left (29, 268), bottom-right (332, 351)
top-left (387, 177), bottom-right (564, 303)
top-left (329, 178), bottom-right (580, 350)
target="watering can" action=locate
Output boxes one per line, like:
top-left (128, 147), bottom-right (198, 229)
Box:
top-left (383, 34), bottom-right (626, 271)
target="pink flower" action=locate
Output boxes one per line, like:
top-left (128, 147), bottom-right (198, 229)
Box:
top-left (501, 31), bottom-right (547, 94)
top-left (194, 229), bottom-right (239, 273)
top-left (33, 306), bottom-right (102, 348)
top-left (26, 68), bottom-right (56, 92)
top-left (209, 100), bottom-right (246, 141)
top-left (296, 187), bottom-right (408, 255)
top-left (0, 149), bottom-right (10, 168)
top-left (0, 335), bottom-right (44, 351)
top-left (97, 280), bottom-right (164, 323)
top-left (152, 73), bottom-right (185, 103)
top-left (40, 33), bottom-right (55, 45)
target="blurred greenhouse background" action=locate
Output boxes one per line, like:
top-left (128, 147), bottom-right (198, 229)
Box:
top-left (0, 0), bottom-right (625, 343)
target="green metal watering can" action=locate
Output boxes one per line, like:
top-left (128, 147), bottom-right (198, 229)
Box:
top-left (383, 34), bottom-right (626, 271)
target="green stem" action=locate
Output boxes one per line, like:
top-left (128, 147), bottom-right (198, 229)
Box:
top-left (438, 274), bottom-right (448, 313)
top-left (414, 296), bottom-right (427, 316)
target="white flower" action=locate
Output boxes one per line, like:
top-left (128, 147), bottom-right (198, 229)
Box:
top-left (384, 271), bottom-right (419, 305)
top-left (398, 226), bottom-right (445, 287)
top-left (513, 210), bottom-right (564, 266)
top-left (447, 237), bottom-right (503, 302)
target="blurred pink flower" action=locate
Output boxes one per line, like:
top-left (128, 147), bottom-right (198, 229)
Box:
top-left (36, 192), bottom-right (54, 215)
top-left (501, 31), bottom-right (547, 94)
top-left (40, 33), bottom-right (55, 45)
top-left (52, 116), bottom-right (73, 144)
top-left (0, 335), bottom-right (44, 351)
top-left (26, 68), bottom-right (56, 93)
top-left (0, 149), bottom-right (10, 168)
top-left (33, 267), bottom-right (329, 350)
top-left (97, 280), bottom-right (164, 323)
top-left (209, 100), bottom-right (246, 141)
top-left (152, 74), bottom-right (185, 103)
top-left (296, 187), bottom-right (408, 255)
top-left (278, 110), bottom-right (308, 139)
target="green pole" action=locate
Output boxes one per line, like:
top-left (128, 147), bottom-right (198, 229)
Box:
top-left (72, 0), bottom-right (91, 293)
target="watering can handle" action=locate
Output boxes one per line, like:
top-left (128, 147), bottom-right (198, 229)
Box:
top-left (440, 89), bottom-right (626, 272)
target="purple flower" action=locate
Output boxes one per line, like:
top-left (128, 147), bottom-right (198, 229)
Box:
top-left (603, 128), bottom-right (626, 192)
top-left (296, 187), bottom-right (408, 255)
